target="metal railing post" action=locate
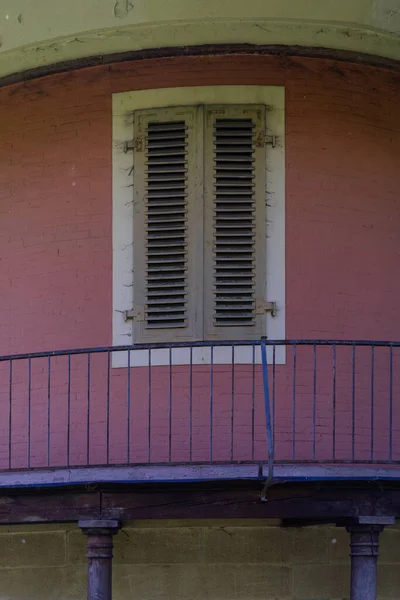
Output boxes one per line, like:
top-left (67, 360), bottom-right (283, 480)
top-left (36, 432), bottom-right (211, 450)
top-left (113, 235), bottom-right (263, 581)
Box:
top-left (261, 341), bottom-right (274, 494)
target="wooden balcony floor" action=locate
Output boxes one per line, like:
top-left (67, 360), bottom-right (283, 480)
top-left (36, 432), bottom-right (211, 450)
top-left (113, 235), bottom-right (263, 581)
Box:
top-left (1, 462), bottom-right (400, 490)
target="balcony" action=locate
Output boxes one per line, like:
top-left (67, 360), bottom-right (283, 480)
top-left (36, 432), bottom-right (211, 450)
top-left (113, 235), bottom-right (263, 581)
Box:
top-left (0, 340), bottom-right (399, 488)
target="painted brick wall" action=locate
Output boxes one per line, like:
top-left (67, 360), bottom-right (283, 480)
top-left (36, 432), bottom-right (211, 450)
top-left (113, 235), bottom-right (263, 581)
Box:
top-left (0, 55), bottom-right (399, 354)
top-left (0, 55), bottom-right (399, 469)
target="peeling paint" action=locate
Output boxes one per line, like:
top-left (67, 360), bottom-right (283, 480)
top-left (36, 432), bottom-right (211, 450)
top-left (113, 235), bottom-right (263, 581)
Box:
top-left (114, 0), bottom-right (134, 18)
top-left (17, 13), bottom-right (23, 24)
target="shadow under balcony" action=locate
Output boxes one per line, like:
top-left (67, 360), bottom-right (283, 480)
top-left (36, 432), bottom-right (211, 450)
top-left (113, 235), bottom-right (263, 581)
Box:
top-left (0, 340), bottom-right (399, 489)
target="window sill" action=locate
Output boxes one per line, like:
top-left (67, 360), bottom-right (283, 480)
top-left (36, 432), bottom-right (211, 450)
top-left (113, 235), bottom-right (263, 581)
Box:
top-left (111, 344), bottom-right (286, 368)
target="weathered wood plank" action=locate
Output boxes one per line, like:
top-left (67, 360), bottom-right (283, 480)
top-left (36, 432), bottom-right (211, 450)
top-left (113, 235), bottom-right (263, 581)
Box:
top-left (0, 490), bottom-right (101, 524)
top-left (100, 483), bottom-right (400, 521)
top-left (0, 482), bottom-right (399, 524)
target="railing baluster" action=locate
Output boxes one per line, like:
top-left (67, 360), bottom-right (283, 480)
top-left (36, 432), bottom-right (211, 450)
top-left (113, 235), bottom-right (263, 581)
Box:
top-left (389, 345), bottom-right (393, 462)
top-left (251, 343), bottom-right (255, 461)
top-left (231, 344), bottom-right (235, 462)
top-left (272, 344), bottom-right (276, 446)
top-left (168, 346), bottom-right (172, 463)
top-left (313, 344), bottom-right (317, 460)
top-left (292, 344), bottom-right (297, 461)
top-left (28, 357), bottom-right (31, 469)
top-left (67, 354), bottom-right (71, 467)
top-left (86, 353), bottom-right (91, 467)
top-left (127, 349), bottom-right (131, 464)
top-left (189, 346), bottom-right (193, 463)
top-left (261, 341), bottom-right (274, 483)
top-left (148, 348), bottom-right (151, 463)
top-left (8, 360), bottom-right (12, 470)
top-left (47, 355), bottom-right (51, 467)
top-left (106, 350), bottom-right (111, 465)
top-left (332, 344), bottom-right (337, 460)
top-left (371, 344), bottom-right (375, 462)
top-left (352, 344), bottom-right (356, 462)
top-left (210, 344), bottom-right (214, 462)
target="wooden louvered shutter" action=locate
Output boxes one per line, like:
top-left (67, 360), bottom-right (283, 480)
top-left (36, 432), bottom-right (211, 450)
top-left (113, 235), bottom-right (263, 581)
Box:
top-left (132, 107), bottom-right (203, 342)
top-left (203, 106), bottom-right (267, 340)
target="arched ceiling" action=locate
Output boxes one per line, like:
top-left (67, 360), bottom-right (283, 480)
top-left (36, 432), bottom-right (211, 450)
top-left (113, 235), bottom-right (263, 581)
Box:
top-left (0, 0), bottom-right (399, 80)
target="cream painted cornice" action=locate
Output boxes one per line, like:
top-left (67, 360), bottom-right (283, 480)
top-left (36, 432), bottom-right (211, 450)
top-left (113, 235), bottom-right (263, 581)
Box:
top-left (0, 0), bottom-right (399, 80)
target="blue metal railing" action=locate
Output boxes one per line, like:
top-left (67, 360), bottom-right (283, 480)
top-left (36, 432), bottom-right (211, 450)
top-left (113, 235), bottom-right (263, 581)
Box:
top-left (0, 340), bottom-right (269, 473)
top-left (0, 340), bottom-right (399, 480)
top-left (261, 342), bottom-right (274, 484)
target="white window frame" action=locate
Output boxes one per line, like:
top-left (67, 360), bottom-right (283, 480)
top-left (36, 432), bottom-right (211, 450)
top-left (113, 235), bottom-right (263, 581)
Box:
top-left (112, 86), bottom-right (285, 367)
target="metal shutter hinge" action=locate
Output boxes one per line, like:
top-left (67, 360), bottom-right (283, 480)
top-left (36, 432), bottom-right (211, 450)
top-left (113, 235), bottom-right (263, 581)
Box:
top-left (123, 308), bottom-right (145, 322)
top-left (123, 137), bottom-right (144, 153)
top-left (256, 301), bottom-right (277, 317)
top-left (265, 135), bottom-right (277, 148)
top-left (255, 133), bottom-right (277, 148)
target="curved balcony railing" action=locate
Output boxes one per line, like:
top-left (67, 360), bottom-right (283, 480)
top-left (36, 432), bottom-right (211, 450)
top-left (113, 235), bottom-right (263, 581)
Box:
top-left (0, 340), bottom-right (399, 482)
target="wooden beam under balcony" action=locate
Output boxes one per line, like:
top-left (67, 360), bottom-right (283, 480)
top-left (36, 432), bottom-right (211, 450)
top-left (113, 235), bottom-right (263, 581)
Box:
top-left (0, 480), bottom-right (399, 525)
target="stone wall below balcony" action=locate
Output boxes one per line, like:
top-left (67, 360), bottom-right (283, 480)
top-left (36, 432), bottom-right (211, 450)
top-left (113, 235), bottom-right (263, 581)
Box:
top-left (0, 519), bottom-right (400, 599)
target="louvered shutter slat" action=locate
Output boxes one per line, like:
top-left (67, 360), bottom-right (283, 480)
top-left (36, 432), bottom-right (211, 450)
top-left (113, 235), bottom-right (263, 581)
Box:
top-left (148, 121), bottom-right (185, 323)
top-left (215, 118), bottom-right (255, 326)
top-left (204, 106), bottom-right (266, 340)
top-left (132, 107), bottom-right (202, 342)
top-left (147, 120), bottom-right (187, 329)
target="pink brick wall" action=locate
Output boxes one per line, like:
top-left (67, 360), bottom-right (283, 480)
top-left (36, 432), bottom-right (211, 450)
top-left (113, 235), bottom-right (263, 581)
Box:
top-left (0, 55), bottom-right (399, 469)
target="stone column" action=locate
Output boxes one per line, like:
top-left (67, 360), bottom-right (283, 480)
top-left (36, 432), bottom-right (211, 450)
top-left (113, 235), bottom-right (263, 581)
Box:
top-left (346, 516), bottom-right (394, 600)
top-left (79, 519), bottom-right (121, 600)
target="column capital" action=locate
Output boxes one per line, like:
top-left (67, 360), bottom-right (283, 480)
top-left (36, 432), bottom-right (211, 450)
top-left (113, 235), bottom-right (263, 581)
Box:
top-left (345, 516), bottom-right (395, 529)
top-left (344, 516), bottom-right (394, 560)
top-left (79, 519), bottom-right (121, 536)
top-left (347, 526), bottom-right (382, 559)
